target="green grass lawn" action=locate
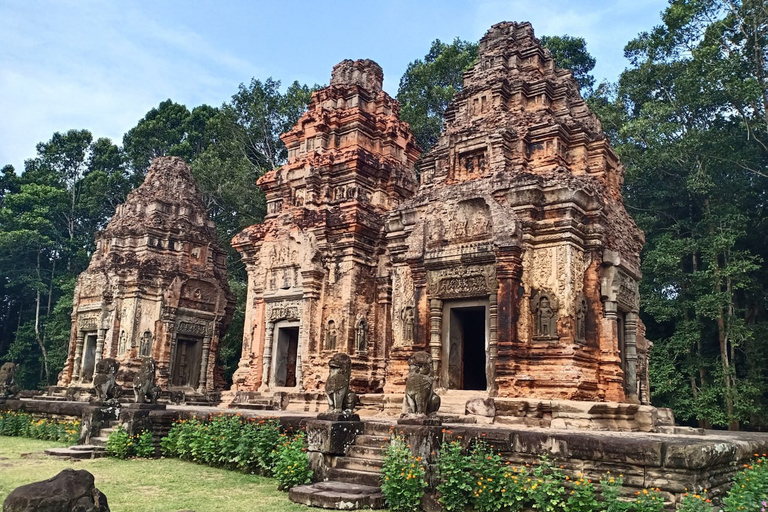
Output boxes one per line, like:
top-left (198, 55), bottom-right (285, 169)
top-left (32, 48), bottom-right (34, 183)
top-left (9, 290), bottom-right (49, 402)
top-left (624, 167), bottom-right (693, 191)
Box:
top-left (0, 437), bottom-right (310, 512)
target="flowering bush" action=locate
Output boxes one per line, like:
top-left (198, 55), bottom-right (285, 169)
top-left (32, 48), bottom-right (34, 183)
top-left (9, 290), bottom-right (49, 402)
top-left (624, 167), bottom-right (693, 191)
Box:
top-left (0, 410), bottom-right (79, 444)
top-left (722, 454), bottom-right (768, 512)
top-left (105, 425), bottom-right (133, 459)
top-left (159, 414), bottom-right (309, 491)
top-left (381, 435), bottom-right (426, 512)
top-left (273, 431), bottom-right (312, 490)
top-left (436, 439), bottom-right (474, 511)
top-left (134, 430), bottom-right (155, 458)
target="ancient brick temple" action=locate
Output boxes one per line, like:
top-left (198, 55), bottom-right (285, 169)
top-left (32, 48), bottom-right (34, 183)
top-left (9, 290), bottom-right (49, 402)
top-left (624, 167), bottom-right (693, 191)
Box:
top-left (59, 157), bottom-right (234, 395)
top-left (232, 59), bottom-right (420, 393)
top-left (232, 22), bottom-right (649, 405)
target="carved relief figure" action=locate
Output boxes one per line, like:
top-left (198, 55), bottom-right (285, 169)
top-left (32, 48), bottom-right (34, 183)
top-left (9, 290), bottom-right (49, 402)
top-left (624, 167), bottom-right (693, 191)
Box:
top-left (355, 316), bottom-right (368, 353)
top-left (403, 351), bottom-right (441, 415)
top-left (402, 307), bottom-right (414, 343)
top-left (326, 320), bottom-right (337, 350)
top-left (575, 298), bottom-right (587, 342)
top-left (133, 357), bottom-right (160, 404)
top-left (532, 291), bottom-right (559, 340)
top-left (324, 353), bottom-right (357, 415)
top-left (92, 358), bottom-right (120, 403)
top-left (139, 330), bottom-right (153, 357)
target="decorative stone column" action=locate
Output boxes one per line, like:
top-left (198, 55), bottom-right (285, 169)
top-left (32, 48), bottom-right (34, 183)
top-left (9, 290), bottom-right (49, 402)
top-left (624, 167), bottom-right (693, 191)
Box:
top-left (495, 249), bottom-right (523, 353)
top-left (487, 292), bottom-right (499, 396)
top-left (198, 333), bottom-right (211, 393)
top-left (624, 312), bottom-right (639, 403)
top-left (94, 328), bottom-right (106, 368)
top-left (429, 298), bottom-right (443, 388)
top-left (260, 322), bottom-right (275, 391)
top-left (72, 331), bottom-right (85, 382)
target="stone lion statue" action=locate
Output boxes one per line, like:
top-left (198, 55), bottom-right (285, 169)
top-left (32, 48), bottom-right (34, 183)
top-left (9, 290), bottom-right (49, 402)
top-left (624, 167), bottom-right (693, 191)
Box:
top-left (92, 358), bottom-right (120, 403)
top-left (0, 362), bottom-right (20, 398)
top-left (133, 357), bottom-right (160, 404)
top-left (404, 351), bottom-right (440, 415)
top-left (325, 353), bottom-right (357, 415)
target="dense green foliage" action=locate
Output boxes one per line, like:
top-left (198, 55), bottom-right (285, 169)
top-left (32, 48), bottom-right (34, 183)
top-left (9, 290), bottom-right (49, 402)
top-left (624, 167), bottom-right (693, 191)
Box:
top-left (0, 410), bottom-right (80, 444)
top-left (159, 414), bottom-right (310, 491)
top-left (609, 0), bottom-right (768, 429)
top-left (381, 434), bottom-right (427, 512)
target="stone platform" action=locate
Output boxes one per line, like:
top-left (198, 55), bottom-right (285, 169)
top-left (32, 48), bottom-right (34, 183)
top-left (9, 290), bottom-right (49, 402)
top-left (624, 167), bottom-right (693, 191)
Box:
top-left (289, 482), bottom-right (385, 510)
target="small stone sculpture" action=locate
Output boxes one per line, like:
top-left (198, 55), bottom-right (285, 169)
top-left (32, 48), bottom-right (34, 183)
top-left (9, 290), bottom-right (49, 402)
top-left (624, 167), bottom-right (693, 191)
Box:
top-left (133, 358), bottom-right (160, 404)
top-left (0, 362), bottom-right (20, 398)
top-left (403, 351), bottom-right (440, 416)
top-left (324, 353), bottom-right (357, 417)
top-left (92, 359), bottom-right (120, 403)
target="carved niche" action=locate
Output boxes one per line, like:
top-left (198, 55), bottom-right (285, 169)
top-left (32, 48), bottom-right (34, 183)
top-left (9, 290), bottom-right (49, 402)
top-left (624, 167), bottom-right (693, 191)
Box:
top-left (531, 290), bottom-right (559, 341)
top-left (139, 330), bottom-right (153, 357)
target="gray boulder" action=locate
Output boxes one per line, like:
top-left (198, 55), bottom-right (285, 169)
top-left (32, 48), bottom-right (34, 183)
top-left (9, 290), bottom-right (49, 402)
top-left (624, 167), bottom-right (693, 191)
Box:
top-left (3, 469), bottom-right (109, 512)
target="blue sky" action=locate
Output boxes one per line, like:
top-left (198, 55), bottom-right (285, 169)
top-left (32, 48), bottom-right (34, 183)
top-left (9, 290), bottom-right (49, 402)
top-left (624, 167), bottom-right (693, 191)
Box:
top-left (0, 0), bottom-right (669, 171)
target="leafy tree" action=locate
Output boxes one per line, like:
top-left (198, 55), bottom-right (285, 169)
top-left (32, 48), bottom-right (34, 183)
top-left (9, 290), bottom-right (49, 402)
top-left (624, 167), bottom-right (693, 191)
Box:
top-left (614, 0), bottom-right (768, 429)
top-left (223, 79), bottom-right (314, 171)
top-left (540, 35), bottom-right (596, 94)
top-left (397, 38), bottom-right (478, 152)
top-left (122, 100), bottom-right (192, 176)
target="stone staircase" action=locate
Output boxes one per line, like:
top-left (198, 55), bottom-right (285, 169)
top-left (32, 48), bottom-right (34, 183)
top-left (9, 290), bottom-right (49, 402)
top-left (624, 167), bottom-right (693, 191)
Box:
top-left (289, 421), bottom-right (391, 509)
top-left (44, 420), bottom-right (119, 460)
top-left (229, 391), bottom-right (280, 411)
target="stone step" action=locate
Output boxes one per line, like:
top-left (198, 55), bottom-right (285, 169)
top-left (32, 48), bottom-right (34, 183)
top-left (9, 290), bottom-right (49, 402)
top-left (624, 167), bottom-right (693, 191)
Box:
top-left (363, 422), bottom-right (394, 436)
top-left (327, 468), bottom-right (382, 487)
top-left (289, 481), bottom-right (385, 510)
top-left (230, 402), bottom-right (277, 410)
top-left (69, 444), bottom-right (105, 452)
top-left (44, 447), bottom-right (106, 459)
top-left (346, 445), bottom-right (386, 460)
top-left (90, 436), bottom-right (109, 446)
top-left (335, 457), bottom-right (382, 473)
top-left (439, 414), bottom-right (478, 424)
top-left (353, 435), bottom-right (389, 449)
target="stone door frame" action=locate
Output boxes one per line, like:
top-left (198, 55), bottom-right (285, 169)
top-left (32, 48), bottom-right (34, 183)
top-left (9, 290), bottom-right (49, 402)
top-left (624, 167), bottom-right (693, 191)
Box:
top-left (440, 298), bottom-right (491, 392)
top-left (269, 319), bottom-right (301, 389)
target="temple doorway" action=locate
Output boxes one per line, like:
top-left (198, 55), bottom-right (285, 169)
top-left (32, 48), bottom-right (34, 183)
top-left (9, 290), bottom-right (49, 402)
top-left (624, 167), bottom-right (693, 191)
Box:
top-left (273, 323), bottom-right (299, 387)
top-left (443, 301), bottom-right (488, 390)
top-left (172, 338), bottom-right (202, 388)
top-left (81, 333), bottom-right (97, 382)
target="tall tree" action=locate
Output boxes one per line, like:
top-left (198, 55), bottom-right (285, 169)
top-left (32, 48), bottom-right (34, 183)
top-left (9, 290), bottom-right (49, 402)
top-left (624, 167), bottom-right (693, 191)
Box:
top-left (615, 0), bottom-right (768, 429)
top-left (540, 35), bottom-right (596, 94)
top-left (397, 38), bottom-right (478, 152)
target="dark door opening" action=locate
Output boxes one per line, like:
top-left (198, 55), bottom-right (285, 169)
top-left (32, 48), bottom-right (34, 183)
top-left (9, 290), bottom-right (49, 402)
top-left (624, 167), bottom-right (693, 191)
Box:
top-left (172, 338), bottom-right (202, 388)
top-left (81, 334), bottom-right (97, 383)
top-left (447, 306), bottom-right (487, 390)
top-left (274, 326), bottom-right (299, 387)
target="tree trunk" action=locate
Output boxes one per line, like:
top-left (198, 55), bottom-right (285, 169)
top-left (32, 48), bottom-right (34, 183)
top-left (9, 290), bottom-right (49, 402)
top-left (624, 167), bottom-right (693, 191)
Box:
top-left (34, 248), bottom-right (50, 385)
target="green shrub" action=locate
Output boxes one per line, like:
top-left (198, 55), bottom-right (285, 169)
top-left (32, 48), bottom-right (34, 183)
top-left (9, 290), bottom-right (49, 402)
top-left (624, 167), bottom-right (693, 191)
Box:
top-left (105, 425), bottom-right (133, 459)
top-left (564, 474), bottom-right (598, 512)
top-left (599, 473), bottom-right (630, 512)
top-left (0, 410), bottom-right (79, 444)
top-left (381, 435), bottom-right (426, 512)
top-left (134, 430), bottom-right (155, 458)
top-left (722, 454), bottom-right (768, 512)
top-left (273, 431), bottom-right (312, 491)
top-left (632, 487), bottom-right (664, 512)
top-left (526, 456), bottom-right (565, 512)
top-left (436, 439), bottom-right (474, 511)
top-left (469, 440), bottom-right (508, 512)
